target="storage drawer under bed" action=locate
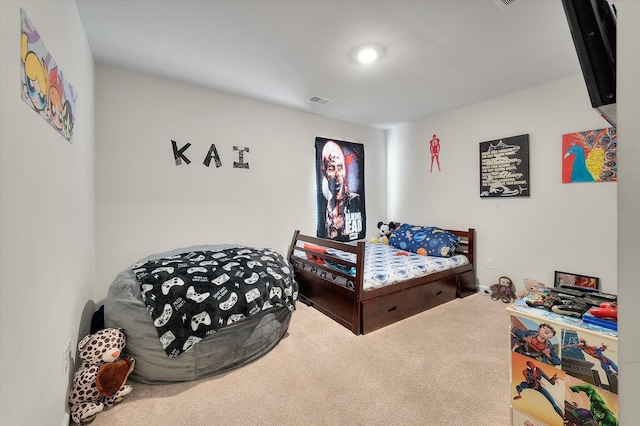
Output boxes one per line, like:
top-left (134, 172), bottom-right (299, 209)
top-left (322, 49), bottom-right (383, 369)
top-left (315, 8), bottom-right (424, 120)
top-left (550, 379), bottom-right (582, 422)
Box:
top-left (361, 277), bottom-right (457, 334)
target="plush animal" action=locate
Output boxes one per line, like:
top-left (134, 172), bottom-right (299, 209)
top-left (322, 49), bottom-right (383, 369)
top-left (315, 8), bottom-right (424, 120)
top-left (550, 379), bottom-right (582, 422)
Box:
top-left (370, 221), bottom-right (399, 244)
top-left (518, 278), bottom-right (547, 299)
top-left (68, 327), bottom-right (135, 425)
top-left (489, 276), bottom-right (517, 303)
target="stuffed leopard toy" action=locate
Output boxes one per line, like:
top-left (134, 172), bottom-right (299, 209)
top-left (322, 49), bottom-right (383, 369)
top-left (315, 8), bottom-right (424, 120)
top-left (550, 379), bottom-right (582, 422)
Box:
top-left (68, 327), bottom-right (135, 424)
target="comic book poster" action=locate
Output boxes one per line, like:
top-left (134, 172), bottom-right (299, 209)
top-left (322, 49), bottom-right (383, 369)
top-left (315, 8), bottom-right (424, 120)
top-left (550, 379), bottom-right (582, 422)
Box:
top-left (20, 9), bottom-right (78, 143)
top-left (562, 127), bottom-right (617, 183)
top-left (559, 328), bottom-right (619, 394)
top-left (511, 352), bottom-right (566, 426)
top-left (315, 137), bottom-right (366, 242)
top-left (511, 314), bottom-right (562, 367)
top-left (564, 375), bottom-right (618, 426)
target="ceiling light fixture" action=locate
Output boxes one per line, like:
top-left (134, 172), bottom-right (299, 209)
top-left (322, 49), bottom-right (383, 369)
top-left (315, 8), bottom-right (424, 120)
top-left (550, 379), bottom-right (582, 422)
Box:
top-left (352, 44), bottom-right (385, 65)
top-left (357, 47), bottom-right (379, 64)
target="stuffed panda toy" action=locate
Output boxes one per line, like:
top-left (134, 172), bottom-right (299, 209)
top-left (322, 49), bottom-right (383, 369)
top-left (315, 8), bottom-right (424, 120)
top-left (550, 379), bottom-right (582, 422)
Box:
top-left (68, 327), bottom-right (135, 424)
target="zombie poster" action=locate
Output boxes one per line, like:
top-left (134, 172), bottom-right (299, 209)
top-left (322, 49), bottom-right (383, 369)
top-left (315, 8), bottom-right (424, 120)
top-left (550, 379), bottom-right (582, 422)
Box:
top-left (315, 137), bottom-right (366, 242)
top-left (21, 9), bottom-right (78, 143)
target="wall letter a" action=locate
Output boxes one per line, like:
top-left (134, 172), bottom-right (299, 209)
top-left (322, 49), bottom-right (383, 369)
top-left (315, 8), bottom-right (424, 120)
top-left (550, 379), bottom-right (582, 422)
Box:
top-left (203, 144), bottom-right (222, 168)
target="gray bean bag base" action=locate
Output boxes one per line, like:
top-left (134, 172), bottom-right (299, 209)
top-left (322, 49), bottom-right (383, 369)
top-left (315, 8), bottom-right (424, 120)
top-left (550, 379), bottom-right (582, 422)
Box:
top-left (104, 245), bottom-right (293, 384)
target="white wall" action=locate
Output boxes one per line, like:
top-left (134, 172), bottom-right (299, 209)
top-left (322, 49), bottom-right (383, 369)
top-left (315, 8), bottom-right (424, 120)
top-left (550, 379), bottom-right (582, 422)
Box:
top-left (0, 1), bottom-right (95, 425)
top-left (616, 1), bottom-right (640, 422)
top-left (94, 65), bottom-right (387, 297)
top-left (387, 74), bottom-right (617, 294)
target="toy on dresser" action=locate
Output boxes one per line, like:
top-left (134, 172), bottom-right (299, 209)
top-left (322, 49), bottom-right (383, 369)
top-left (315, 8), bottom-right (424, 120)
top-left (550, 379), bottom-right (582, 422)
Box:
top-left (517, 279), bottom-right (546, 299)
top-left (68, 327), bottom-right (135, 425)
top-left (520, 280), bottom-right (619, 328)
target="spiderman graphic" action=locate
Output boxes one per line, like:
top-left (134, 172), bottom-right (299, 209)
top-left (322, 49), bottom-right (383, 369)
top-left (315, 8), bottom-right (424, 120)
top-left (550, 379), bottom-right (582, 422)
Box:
top-left (563, 338), bottom-right (618, 377)
top-left (514, 360), bottom-right (564, 418)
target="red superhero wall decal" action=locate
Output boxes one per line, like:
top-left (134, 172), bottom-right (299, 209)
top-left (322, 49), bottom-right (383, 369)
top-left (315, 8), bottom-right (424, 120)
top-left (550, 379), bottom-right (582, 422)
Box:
top-left (429, 133), bottom-right (441, 172)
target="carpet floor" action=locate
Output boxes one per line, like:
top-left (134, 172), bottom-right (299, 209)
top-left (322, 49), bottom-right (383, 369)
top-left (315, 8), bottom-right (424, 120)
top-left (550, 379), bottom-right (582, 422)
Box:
top-left (84, 292), bottom-right (512, 426)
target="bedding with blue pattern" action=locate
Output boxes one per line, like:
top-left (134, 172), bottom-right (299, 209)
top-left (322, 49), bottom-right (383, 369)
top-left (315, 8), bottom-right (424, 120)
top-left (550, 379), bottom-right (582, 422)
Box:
top-left (388, 224), bottom-right (460, 257)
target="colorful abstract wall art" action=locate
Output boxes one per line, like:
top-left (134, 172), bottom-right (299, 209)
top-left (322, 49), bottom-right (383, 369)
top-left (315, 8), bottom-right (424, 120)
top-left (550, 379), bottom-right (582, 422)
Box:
top-left (562, 128), bottom-right (617, 183)
top-left (20, 9), bottom-right (78, 143)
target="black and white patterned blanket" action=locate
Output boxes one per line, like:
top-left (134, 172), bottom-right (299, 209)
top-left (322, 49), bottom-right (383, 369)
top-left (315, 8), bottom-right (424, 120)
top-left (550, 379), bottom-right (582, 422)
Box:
top-left (132, 247), bottom-right (297, 359)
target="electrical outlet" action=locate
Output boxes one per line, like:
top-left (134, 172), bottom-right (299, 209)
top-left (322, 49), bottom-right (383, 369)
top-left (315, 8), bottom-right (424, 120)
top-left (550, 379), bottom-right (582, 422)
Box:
top-left (63, 338), bottom-right (72, 374)
top-left (486, 258), bottom-right (494, 270)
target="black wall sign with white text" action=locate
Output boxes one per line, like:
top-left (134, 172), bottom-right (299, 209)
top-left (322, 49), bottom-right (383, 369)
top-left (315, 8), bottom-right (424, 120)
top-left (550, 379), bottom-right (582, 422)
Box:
top-left (479, 134), bottom-right (529, 198)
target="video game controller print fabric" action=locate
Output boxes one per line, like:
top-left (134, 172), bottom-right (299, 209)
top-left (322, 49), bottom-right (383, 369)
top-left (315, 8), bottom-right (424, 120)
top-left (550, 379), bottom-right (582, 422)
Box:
top-left (132, 247), bottom-right (298, 359)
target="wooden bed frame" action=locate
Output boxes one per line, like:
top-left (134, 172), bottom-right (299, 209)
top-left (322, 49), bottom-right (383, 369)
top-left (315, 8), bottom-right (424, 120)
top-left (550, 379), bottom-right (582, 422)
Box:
top-left (287, 228), bottom-right (476, 335)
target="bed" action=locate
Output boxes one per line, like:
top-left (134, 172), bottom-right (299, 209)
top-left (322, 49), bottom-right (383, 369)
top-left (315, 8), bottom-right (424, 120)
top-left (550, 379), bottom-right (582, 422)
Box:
top-left (104, 244), bottom-right (298, 384)
top-left (287, 227), bottom-right (475, 335)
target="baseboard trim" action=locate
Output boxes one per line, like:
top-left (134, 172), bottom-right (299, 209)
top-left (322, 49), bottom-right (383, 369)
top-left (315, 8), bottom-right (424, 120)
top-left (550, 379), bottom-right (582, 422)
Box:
top-left (478, 284), bottom-right (491, 295)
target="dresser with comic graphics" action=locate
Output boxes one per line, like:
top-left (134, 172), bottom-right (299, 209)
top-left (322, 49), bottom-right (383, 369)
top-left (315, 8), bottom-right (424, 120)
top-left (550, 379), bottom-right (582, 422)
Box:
top-left (507, 301), bottom-right (618, 426)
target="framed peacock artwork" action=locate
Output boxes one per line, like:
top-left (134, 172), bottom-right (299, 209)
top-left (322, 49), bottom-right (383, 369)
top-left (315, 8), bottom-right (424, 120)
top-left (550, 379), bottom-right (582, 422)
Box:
top-left (562, 127), bottom-right (617, 183)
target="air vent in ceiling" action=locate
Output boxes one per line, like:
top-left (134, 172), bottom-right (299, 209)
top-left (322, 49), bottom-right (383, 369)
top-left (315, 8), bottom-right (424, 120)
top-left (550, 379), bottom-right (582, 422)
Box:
top-left (308, 95), bottom-right (333, 105)
top-left (493, 0), bottom-right (519, 10)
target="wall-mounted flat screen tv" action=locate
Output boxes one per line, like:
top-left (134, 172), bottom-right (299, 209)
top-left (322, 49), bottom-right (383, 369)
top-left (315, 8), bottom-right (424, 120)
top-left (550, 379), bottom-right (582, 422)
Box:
top-left (561, 0), bottom-right (617, 126)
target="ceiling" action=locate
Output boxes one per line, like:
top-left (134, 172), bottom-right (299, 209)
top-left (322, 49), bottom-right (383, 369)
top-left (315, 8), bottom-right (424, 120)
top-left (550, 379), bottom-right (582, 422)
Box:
top-left (76, 0), bottom-right (583, 129)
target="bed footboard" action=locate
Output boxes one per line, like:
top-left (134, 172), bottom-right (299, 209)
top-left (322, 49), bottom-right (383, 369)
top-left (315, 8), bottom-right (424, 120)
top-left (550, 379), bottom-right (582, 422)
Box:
top-left (287, 230), bottom-right (365, 334)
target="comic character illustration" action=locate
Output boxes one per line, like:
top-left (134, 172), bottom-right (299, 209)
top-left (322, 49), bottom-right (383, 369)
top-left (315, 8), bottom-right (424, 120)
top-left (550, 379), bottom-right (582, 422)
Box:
top-left (21, 32), bottom-right (49, 116)
top-left (569, 384), bottom-right (618, 426)
top-left (62, 100), bottom-right (74, 140)
top-left (429, 134), bottom-right (441, 172)
top-left (563, 339), bottom-right (618, 377)
top-left (513, 322), bottom-right (562, 366)
top-left (561, 330), bottom-right (618, 394)
top-left (47, 67), bottom-right (65, 131)
top-left (566, 401), bottom-right (598, 426)
top-left (20, 10), bottom-right (77, 142)
top-left (514, 360), bottom-right (564, 419)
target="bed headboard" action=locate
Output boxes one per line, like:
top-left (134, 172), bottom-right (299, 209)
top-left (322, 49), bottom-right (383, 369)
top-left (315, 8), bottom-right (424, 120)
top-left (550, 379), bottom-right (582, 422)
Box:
top-left (449, 228), bottom-right (475, 267)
